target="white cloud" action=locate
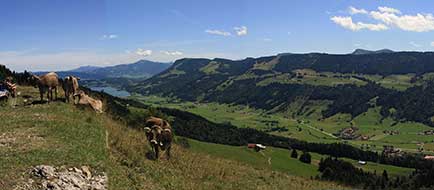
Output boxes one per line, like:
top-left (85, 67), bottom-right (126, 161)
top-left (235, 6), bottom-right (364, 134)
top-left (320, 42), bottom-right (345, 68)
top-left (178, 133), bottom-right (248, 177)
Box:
top-left (161, 51), bottom-right (183, 56)
top-left (205, 29), bottom-right (231, 36)
top-left (431, 42), bottom-right (434, 47)
top-left (378, 7), bottom-right (401, 14)
top-left (101, 34), bottom-right (118, 40)
top-left (135, 49), bottom-right (152, 56)
top-left (331, 16), bottom-right (388, 31)
top-left (234, 26), bottom-right (248, 36)
top-left (369, 9), bottom-right (434, 32)
top-left (349, 6), bottom-right (368, 15)
top-left (263, 38), bottom-right (272, 42)
top-left (410, 41), bottom-right (421, 47)
top-left (333, 6), bottom-right (434, 32)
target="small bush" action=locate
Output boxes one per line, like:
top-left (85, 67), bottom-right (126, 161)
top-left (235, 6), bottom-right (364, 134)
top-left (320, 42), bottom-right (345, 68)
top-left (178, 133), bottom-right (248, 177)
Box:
top-left (299, 152), bottom-right (311, 164)
top-left (291, 149), bottom-right (298, 158)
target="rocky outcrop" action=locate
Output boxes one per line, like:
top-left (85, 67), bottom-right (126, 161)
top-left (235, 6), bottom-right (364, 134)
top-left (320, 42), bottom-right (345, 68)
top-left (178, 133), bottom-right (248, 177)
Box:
top-left (14, 165), bottom-right (107, 190)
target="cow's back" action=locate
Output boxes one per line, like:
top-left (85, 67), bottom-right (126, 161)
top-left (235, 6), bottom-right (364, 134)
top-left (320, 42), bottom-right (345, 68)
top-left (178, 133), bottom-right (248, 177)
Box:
top-left (40, 72), bottom-right (59, 87)
top-left (145, 117), bottom-right (164, 128)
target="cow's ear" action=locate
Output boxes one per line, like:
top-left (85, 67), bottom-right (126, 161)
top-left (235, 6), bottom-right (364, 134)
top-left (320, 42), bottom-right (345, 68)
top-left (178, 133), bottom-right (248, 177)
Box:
top-left (76, 77), bottom-right (81, 81)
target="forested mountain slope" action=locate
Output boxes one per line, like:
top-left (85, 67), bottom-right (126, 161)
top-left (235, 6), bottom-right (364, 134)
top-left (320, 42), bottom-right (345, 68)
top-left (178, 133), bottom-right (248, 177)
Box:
top-left (126, 51), bottom-right (434, 126)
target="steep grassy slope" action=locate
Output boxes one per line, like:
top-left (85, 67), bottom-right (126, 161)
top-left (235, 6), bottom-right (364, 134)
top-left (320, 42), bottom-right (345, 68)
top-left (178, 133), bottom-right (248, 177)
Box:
top-left (0, 87), bottom-right (108, 189)
top-left (186, 139), bottom-right (413, 178)
top-left (0, 86), bottom-right (351, 190)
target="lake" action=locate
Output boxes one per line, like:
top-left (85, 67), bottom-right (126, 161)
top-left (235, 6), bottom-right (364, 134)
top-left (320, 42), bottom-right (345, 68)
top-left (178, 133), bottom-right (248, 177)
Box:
top-left (89, 86), bottom-right (131, 97)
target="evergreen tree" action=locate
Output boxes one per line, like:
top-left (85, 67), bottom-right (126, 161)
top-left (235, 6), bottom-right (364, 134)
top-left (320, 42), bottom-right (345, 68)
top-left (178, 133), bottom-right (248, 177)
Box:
top-left (299, 151), bottom-right (312, 164)
top-left (382, 170), bottom-right (389, 181)
top-left (291, 149), bottom-right (298, 158)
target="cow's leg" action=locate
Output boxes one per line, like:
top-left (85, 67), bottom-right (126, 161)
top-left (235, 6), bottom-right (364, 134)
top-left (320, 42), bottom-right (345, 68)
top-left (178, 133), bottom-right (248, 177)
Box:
top-left (72, 90), bottom-right (76, 104)
top-left (48, 88), bottom-right (52, 102)
top-left (39, 88), bottom-right (44, 102)
top-left (154, 144), bottom-right (159, 160)
top-left (54, 87), bottom-right (58, 100)
top-left (166, 144), bottom-right (171, 159)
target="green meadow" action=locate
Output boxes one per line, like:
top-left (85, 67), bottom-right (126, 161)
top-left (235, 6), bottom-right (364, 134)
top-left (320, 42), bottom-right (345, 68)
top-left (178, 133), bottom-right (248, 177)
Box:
top-left (132, 93), bottom-right (434, 154)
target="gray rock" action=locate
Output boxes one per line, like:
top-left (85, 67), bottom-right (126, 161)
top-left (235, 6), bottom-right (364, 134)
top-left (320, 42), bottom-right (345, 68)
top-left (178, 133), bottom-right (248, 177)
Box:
top-left (33, 165), bottom-right (56, 179)
top-left (17, 165), bottom-right (107, 190)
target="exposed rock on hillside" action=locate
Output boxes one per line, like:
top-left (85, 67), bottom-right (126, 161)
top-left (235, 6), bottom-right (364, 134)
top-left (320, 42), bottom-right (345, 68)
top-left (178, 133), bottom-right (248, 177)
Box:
top-left (15, 165), bottom-right (106, 190)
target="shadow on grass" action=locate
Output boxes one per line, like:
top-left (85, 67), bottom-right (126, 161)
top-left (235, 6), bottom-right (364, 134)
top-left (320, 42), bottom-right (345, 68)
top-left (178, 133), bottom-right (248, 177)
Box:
top-left (145, 151), bottom-right (157, 160)
top-left (31, 98), bottom-right (67, 105)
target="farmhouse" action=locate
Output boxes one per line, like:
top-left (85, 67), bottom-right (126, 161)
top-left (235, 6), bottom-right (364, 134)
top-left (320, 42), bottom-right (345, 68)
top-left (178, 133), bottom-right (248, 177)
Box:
top-left (423, 130), bottom-right (434, 135)
top-left (336, 127), bottom-right (360, 140)
top-left (358, 160), bottom-right (367, 165)
top-left (247, 143), bottom-right (266, 152)
top-left (424, 155), bottom-right (434, 160)
top-left (383, 145), bottom-right (402, 156)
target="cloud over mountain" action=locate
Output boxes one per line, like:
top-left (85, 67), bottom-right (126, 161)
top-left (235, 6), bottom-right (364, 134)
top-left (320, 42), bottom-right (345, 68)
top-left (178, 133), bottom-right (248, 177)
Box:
top-left (332, 6), bottom-right (434, 32)
top-left (331, 16), bottom-right (388, 31)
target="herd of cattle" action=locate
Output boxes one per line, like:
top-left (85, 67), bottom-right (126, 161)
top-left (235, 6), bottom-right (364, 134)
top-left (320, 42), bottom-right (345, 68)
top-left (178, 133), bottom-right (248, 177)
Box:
top-left (30, 72), bottom-right (103, 113)
top-left (29, 72), bottom-right (173, 159)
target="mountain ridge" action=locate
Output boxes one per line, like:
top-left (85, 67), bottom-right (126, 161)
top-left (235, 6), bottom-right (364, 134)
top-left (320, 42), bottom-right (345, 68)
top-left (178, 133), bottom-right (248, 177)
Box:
top-left (126, 51), bottom-right (434, 126)
top-left (351, 49), bottom-right (395, 55)
top-left (34, 59), bottom-right (171, 80)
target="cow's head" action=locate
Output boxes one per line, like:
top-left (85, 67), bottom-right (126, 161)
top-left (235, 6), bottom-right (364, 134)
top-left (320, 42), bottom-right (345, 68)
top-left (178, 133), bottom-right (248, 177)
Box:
top-left (144, 127), bottom-right (152, 133)
top-left (152, 125), bottom-right (163, 135)
top-left (29, 75), bottom-right (40, 88)
top-left (73, 90), bottom-right (86, 100)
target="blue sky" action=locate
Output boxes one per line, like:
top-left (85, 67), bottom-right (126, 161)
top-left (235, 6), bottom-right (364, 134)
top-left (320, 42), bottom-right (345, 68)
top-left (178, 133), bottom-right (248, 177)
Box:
top-left (1, 0), bottom-right (434, 71)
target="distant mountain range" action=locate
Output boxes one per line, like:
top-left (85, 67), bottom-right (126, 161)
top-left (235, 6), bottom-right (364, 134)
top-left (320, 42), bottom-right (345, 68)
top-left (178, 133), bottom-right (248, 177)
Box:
top-left (69, 65), bottom-right (101, 73)
top-left (351, 49), bottom-right (395, 55)
top-left (35, 59), bottom-right (171, 80)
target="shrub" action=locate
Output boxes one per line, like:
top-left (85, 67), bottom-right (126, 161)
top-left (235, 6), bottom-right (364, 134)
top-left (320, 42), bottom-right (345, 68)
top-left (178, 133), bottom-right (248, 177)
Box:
top-left (299, 152), bottom-right (311, 164)
top-left (291, 149), bottom-right (298, 158)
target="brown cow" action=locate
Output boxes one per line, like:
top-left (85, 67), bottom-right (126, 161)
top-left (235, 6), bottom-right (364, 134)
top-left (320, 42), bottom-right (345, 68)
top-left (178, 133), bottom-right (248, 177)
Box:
top-left (31, 72), bottom-right (59, 102)
top-left (73, 90), bottom-right (103, 113)
top-left (144, 117), bottom-right (173, 159)
top-left (62, 76), bottom-right (80, 103)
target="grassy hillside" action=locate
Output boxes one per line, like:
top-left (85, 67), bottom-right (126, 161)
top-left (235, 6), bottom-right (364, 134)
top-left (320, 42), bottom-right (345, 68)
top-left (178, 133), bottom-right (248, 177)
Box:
top-left (0, 86), bottom-right (351, 190)
top-left (123, 52), bottom-right (434, 129)
top-left (0, 86), bottom-right (108, 189)
top-left (132, 95), bottom-right (434, 154)
top-left (186, 139), bottom-right (413, 178)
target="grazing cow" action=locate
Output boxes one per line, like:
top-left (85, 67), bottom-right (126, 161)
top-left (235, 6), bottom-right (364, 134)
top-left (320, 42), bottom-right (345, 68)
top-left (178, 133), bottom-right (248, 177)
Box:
top-left (62, 76), bottom-right (80, 103)
top-left (31, 72), bottom-right (59, 102)
top-left (74, 90), bottom-right (103, 113)
top-left (144, 117), bottom-right (173, 159)
top-left (144, 127), bottom-right (157, 155)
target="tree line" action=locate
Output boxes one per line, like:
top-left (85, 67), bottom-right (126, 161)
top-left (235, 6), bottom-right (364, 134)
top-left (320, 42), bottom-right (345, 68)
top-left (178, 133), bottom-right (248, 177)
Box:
top-left (318, 157), bottom-right (434, 190)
